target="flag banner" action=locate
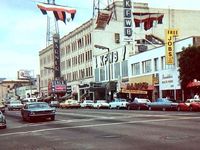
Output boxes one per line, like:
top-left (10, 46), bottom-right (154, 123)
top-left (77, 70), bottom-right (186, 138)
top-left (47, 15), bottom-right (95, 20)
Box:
top-left (133, 13), bottom-right (164, 30)
top-left (37, 3), bottom-right (76, 23)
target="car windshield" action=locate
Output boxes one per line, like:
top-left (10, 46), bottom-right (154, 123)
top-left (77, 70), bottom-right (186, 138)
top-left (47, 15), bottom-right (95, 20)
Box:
top-left (28, 103), bottom-right (49, 109)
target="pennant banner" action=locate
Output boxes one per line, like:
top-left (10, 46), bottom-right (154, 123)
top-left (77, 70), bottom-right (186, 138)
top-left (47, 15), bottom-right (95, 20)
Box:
top-left (133, 13), bottom-right (164, 31)
top-left (37, 3), bottom-right (76, 23)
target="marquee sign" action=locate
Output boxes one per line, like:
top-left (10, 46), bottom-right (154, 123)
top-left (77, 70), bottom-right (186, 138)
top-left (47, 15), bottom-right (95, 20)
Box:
top-left (53, 34), bottom-right (61, 78)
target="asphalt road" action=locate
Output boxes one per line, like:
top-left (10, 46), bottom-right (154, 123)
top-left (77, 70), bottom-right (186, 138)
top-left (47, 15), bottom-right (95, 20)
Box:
top-left (0, 108), bottom-right (200, 150)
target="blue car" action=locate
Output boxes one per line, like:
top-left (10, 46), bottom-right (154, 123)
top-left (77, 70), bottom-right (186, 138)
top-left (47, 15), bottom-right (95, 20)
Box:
top-left (21, 102), bottom-right (56, 122)
top-left (148, 98), bottom-right (178, 111)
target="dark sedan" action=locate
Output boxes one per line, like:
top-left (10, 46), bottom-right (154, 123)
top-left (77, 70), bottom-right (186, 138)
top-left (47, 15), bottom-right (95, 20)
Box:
top-left (148, 98), bottom-right (178, 111)
top-left (127, 98), bottom-right (151, 110)
top-left (21, 102), bottom-right (56, 122)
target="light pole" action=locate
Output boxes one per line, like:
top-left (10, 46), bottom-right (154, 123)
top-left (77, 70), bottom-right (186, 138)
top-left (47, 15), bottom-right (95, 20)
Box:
top-left (94, 44), bottom-right (111, 102)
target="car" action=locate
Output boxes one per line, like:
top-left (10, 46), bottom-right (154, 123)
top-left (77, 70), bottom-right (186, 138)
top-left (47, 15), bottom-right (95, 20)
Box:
top-left (148, 98), bottom-right (178, 111)
top-left (21, 102), bottom-right (56, 122)
top-left (0, 111), bottom-right (6, 129)
top-left (109, 98), bottom-right (129, 109)
top-left (0, 102), bottom-right (5, 113)
top-left (60, 99), bottom-right (80, 109)
top-left (7, 100), bottom-right (23, 111)
top-left (49, 100), bottom-right (60, 108)
top-left (93, 100), bottom-right (109, 109)
top-left (80, 100), bottom-right (94, 108)
top-left (188, 99), bottom-right (200, 111)
top-left (127, 98), bottom-right (151, 110)
top-left (176, 99), bottom-right (200, 111)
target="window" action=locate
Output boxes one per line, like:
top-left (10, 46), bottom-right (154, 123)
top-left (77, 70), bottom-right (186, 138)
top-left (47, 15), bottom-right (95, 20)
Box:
top-left (95, 68), bottom-right (100, 82)
top-left (100, 67), bottom-right (105, 81)
top-left (114, 63), bottom-right (120, 79)
top-left (154, 58), bottom-right (158, 71)
top-left (132, 62), bottom-right (140, 75)
top-left (122, 60), bottom-right (128, 77)
top-left (142, 60), bottom-right (151, 73)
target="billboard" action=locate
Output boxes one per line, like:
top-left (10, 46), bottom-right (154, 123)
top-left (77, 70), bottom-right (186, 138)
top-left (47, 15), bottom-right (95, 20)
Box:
top-left (17, 70), bottom-right (33, 80)
top-left (165, 29), bottom-right (179, 65)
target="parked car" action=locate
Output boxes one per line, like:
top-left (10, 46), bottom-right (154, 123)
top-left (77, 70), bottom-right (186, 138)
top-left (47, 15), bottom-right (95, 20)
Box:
top-left (0, 102), bottom-right (5, 113)
top-left (109, 98), bottom-right (128, 109)
top-left (7, 100), bottom-right (23, 111)
top-left (60, 99), bottom-right (80, 109)
top-left (177, 99), bottom-right (200, 111)
top-left (80, 100), bottom-right (94, 108)
top-left (49, 101), bottom-right (60, 108)
top-left (188, 99), bottom-right (200, 111)
top-left (127, 98), bottom-right (151, 110)
top-left (21, 102), bottom-right (56, 122)
top-left (93, 100), bottom-right (109, 109)
top-left (148, 98), bottom-right (178, 111)
top-left (0, 111), bottom-right (6, 129)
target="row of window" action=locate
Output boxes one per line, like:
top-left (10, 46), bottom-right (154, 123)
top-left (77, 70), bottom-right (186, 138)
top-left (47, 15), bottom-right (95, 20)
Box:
top-left (95, 60), bottom-right (128, 82)
top-left (60, 50), bottom-right (93, 70)
top-left (65, 67), bottom-right (93, 82)
top-left (131, 53), bottom-right (181, 75)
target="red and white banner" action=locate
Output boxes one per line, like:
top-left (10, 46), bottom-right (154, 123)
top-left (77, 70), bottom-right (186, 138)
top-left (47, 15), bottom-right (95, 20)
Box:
top-left (37, 3), bottom-right (76, 23)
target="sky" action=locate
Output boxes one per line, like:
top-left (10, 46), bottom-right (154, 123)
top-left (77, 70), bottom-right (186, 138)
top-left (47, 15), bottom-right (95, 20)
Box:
top-left (1, 0), bottom-right (200, 79)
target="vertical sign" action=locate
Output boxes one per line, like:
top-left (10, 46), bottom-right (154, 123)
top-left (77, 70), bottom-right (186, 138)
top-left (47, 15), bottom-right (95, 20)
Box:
top-left (165, 29), bottom-right (179, 64)
top-left (124, 0), bottom-right (133, 42)
top-left (53, 34), bottom-right (61, 78)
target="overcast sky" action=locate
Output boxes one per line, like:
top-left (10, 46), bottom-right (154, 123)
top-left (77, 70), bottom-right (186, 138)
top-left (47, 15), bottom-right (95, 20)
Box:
top-left (1, 0), bottom-right (200, 79)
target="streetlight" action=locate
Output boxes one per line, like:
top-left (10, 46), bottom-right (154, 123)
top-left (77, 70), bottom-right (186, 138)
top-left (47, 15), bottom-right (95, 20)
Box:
top-left (94, 44), bottom-right (111, 102)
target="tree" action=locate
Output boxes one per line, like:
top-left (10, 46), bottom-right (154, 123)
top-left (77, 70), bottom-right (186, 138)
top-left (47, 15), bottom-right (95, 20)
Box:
top-left (179, 46), bottom-right (200, 89)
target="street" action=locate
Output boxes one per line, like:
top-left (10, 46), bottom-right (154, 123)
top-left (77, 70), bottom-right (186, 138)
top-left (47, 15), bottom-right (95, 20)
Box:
top-left (0, 108), bottom-right (200, 150)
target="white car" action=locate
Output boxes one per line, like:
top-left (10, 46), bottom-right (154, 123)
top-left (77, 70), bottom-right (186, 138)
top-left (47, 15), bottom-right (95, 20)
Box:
top-left (93, 100), bottom-right (109, 109)
top-left (80, 100), bottom-right (94, 108)
top-left (7, 100), bottom-right (23, 111)
top-left (109, 98), bottom-right (128, 109)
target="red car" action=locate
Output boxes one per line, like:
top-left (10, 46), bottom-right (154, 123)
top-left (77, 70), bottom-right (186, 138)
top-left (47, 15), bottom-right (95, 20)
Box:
top-left (177, 99), bottom-right (200, 111)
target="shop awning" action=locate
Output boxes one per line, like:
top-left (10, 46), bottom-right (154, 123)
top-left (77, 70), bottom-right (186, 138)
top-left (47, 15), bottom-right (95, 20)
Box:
top-left (187, 81), bottom-right (200, 88)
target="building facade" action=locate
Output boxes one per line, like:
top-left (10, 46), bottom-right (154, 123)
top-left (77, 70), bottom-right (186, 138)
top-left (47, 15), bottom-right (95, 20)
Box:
top-left (39, 1), bottom-right (200, 101)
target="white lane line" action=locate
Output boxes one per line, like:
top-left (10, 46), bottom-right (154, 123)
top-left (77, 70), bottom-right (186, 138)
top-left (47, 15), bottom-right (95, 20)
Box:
top-left (8, 118), bottom-right (95, 129)
top-left (57, 112), bottom-right (114, 119)
top-left (1, 116), bottom-right (200, 137)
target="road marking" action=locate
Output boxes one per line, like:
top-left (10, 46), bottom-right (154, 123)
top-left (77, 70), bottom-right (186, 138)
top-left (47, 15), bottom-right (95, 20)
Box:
top-left (7, 118), bottom-right (95, 129)
top-left (1, 116), bottom-right (200, 137)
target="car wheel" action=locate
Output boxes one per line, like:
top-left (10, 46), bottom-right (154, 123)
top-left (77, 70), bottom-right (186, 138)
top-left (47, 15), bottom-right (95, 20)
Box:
top-left (51, 115), bottom-right (55, 121)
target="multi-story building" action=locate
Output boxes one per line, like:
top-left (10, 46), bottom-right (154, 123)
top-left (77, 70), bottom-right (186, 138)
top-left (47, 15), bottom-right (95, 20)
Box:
top-left (39, 1), bottom-right (200, 101)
